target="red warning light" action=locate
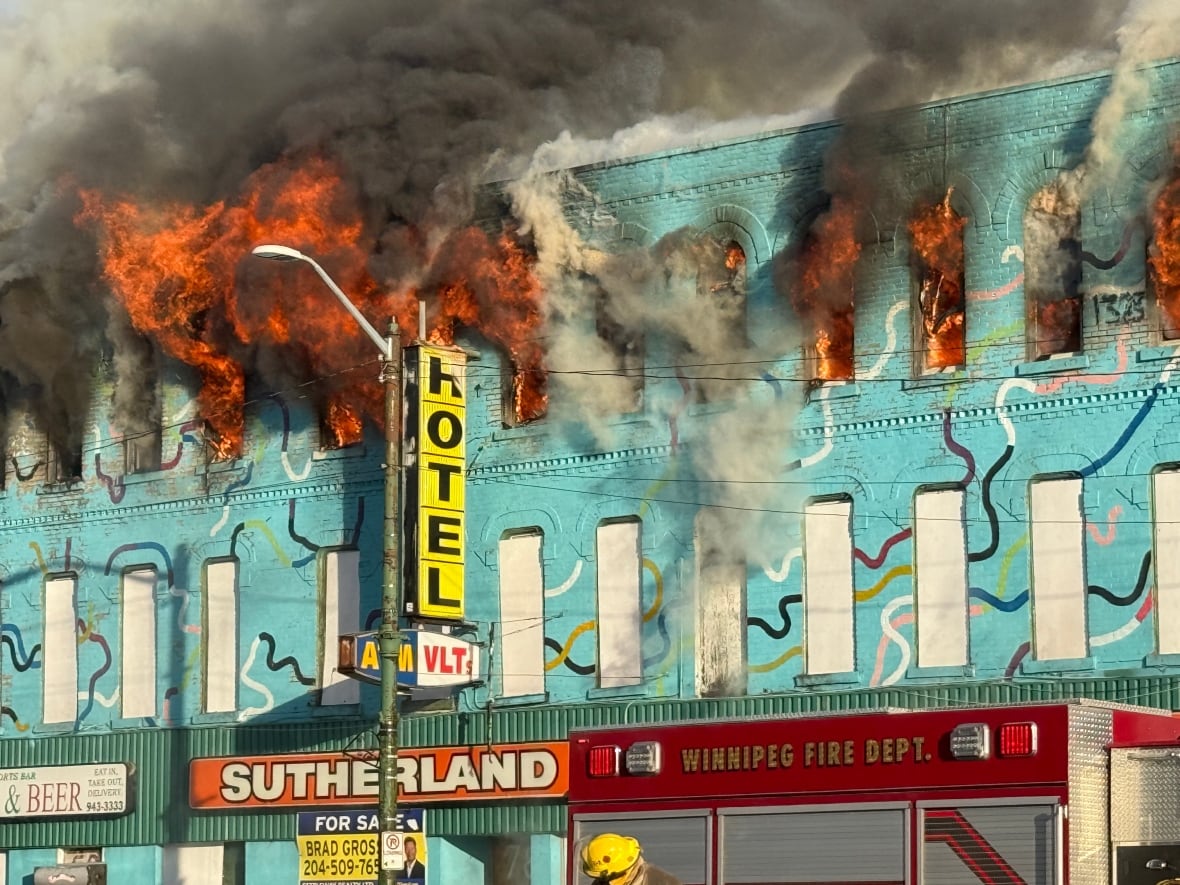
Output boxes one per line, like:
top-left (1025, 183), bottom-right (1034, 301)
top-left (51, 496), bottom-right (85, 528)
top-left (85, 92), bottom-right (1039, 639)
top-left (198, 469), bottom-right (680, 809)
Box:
top-left (997, 722), bottom-right (1038, 757)
top-left (588, 745), bottom-right (621, 777)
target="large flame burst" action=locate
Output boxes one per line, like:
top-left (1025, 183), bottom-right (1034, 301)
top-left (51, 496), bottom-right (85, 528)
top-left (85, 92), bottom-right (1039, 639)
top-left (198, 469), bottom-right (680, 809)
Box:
top-left (793, 197), bottom-right (860, 381)
top-left (909, 190), bottom-right (966, 370)
top-left (76, 154), bottom-right (546, 458)
top-left (1150, 158), bottom-right (1180, 339)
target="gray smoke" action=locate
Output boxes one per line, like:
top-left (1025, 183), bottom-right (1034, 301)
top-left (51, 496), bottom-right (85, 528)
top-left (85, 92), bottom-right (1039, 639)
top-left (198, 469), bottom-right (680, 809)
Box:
top-left (0, 0), bottom-right (1157, 462)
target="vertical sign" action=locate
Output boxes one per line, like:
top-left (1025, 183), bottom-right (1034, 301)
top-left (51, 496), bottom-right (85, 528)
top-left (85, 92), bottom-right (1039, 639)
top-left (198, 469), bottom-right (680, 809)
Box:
top-left (403, 344), bottom-right (467, 621)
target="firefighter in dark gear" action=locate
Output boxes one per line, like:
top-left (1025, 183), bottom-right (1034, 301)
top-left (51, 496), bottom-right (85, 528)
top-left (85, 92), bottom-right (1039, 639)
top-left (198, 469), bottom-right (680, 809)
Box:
top-left (579, 833), bottom-right (682, 885)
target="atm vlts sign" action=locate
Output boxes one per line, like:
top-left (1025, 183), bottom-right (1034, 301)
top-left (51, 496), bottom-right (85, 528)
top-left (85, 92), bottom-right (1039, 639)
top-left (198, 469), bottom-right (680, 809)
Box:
top-left (403, 344), bottom-right (466, 622)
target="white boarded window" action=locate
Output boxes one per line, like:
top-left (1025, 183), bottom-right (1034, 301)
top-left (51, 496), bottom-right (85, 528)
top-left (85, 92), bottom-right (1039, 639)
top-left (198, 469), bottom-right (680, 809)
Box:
top-left (121, 568), bottom-right (158, 718)
top-left (596, 519), bottom-right (643, 688)
top-left (914, 489), bottom-right (969, 667)
top-left (803, 499), bottom-right (854, 675)
top-left (1153, 469), bottom-right (1180, 655)
top-left (43, 575), bottom-right (78, 724)
top-left (1030, 477), bottom-right (1088, 660)
top-left (320, 550), bottom-right (360, 706)
top-left (499, 530), bottom-right (545, 697)
top-left (695, 509), bottom-right (747, 697)
top-left (162, 844), bottom-right (224, 885)
top-left (203, 560), bottom-right (239, 713)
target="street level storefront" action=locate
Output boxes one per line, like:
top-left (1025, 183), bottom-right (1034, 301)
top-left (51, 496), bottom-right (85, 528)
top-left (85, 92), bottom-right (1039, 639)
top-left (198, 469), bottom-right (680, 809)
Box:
top-left (0, 722), bottom-right (569, 885)
top-left (188, 740), bottom-right (570, 884)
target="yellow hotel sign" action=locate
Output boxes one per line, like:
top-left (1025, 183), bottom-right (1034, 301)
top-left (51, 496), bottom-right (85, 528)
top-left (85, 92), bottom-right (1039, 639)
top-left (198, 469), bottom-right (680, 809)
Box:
top-left (403, 344), bottom-right (466, 621)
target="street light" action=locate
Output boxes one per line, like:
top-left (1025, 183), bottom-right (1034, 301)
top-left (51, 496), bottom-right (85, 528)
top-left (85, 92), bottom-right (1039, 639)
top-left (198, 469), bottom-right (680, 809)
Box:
top-left (252, 244), bottom-right (403, 885)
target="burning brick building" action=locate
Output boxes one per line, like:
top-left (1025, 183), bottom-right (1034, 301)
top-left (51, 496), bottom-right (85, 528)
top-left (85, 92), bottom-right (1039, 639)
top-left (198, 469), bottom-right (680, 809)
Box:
top-left (7, 28), bottom-right (1180, 885)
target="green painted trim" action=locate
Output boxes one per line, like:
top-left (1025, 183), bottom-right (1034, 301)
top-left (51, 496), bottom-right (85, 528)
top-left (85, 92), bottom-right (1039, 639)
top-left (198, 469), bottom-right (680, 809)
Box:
top-left (1, 676), bottom-right (1177, 846)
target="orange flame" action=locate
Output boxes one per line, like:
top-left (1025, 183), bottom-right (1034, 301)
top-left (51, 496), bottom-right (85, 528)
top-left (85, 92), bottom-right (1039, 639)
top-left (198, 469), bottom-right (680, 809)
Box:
top-left (793, 197), bottom-right (860, 380)
top-left (1151, 156), bottom-right (1180, 338)
top-left (76, 154), bottom-right (398, 458)
top-left (427, 227), bottom-right (547, 423)
top-left (909, 190), bottom-right (967, 370)
top-left (78, 149), bottom-right (552, 449)
top-left (324, 396), bottom-right (364, 449)
top-left (724, 241), bottom-right (746, 273)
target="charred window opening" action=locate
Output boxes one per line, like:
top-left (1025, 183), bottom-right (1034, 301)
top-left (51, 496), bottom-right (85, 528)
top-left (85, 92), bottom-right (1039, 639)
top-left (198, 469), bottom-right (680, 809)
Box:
top-left (106, 331), bottom-right (163, 473)
top-left (789, 199), bottom-right (860, 382)
top-left (1149, 160), bottom-right (1180, 341)
top-left (698, 240), bottom-right (748, 334)
top-left (500, 357), bottom-right (547, 428)
top-left (688, 237), bottom-right (749, 403)
top-left (595, 287), bottom-right (644, 413)
top-left (45, 439), bottom-right (83, 487)
top-left (1025, 181), bottom-right (1082, 359)
top-left (910, 191), bottom-right (967, 372)
top-left (319, 396), bottom-right (364, 451)
top-left (123, 429), bottom-right (162, 474)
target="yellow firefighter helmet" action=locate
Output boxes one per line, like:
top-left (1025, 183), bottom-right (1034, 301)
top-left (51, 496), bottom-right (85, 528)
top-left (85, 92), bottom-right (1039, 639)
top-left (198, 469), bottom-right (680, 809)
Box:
top-left (580, 833), bottom-right (641, 881)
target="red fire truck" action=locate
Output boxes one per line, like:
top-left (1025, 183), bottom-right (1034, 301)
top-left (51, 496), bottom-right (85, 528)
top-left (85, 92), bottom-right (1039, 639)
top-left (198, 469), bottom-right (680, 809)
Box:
top-left (567, 701), bottom-right (1180, 885)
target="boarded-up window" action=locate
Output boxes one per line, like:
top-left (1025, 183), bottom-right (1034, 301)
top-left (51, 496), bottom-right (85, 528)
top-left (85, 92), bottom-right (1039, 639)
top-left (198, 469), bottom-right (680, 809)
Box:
top-left (499, 530), bottom-right (545, 697)
top-left (915, 489), bottom-right (968, 667)
top-left (1030, 477), bottom-right (1088, 660)
top-left (203, 559), bottom-right (239, 713)
top-left (121, 568), bottom-right (157, 719)
top-left (43, 575), bottom-right (78, 724)
top-left (1153, 469), bottom-right (1180, 655)
top-left (596, 519), bottom-right (643, 688)
top-left (803, 499), bottom-right (854, 674)
top-left (694, 509), bottom-right (746, 696)
top-left (319, 550), bottom-right (360, 706)
top-left (162, 844), bottom-right (225, 885)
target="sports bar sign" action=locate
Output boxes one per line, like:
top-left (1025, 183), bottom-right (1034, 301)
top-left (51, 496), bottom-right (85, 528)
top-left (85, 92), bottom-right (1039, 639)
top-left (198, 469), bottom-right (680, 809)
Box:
top-left (189, 741), bottom-right (567, 810)
top-left (0, 762), bottom-right (133, 818)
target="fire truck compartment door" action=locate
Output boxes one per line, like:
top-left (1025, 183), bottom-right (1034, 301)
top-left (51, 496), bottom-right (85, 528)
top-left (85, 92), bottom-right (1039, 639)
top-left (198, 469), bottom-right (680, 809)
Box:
top-left (720, 806), bottom-right (906, 883)
top-left (573, 811), bottom-right (710, 885)
top-left (921, 803), bottom-right (1057, 885)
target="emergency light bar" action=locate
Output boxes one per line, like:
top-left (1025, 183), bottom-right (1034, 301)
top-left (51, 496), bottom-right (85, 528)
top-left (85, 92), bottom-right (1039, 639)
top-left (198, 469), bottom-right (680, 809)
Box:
top-left (587, 745), bottom-right (621, 777)
top-left (949, 723), bottom-right (990, 760)
top-left (624, 741), bottom-right (662, 775)
top-left (997, 722), bottom-right (1038, 757)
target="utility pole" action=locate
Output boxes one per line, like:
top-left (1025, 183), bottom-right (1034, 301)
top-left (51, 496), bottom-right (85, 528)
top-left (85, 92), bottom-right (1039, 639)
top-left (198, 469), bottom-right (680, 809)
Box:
top-left (377, 320), bottom-right (403, 885)
top-left (250, 246), bottom-right (405, 885)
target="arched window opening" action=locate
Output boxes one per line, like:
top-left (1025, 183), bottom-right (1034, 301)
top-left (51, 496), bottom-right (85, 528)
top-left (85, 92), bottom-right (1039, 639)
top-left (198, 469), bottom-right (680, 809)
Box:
top-left (1025, 180), bottom-right (1082, 359)
top-left (789, 198), bottom-right (859, 382)
top-left (699, 240), bottom-right (748, 320)
top-left (676, 236), bottom-right (750, 403)
top-left (910, 191), bottom-right (967, 372)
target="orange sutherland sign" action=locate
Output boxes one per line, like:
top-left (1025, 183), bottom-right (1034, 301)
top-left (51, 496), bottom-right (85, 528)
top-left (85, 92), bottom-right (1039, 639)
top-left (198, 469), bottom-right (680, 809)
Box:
top-left (189, 741), bottom-right (568, 809)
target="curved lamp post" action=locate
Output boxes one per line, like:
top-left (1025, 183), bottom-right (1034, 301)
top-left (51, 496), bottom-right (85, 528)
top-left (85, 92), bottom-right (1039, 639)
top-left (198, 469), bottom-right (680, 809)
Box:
top-left (252, 244), bottom-right (403, 885)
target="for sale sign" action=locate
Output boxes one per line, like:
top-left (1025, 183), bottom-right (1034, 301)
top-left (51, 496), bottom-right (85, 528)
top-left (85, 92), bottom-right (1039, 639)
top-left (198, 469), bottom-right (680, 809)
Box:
top-left (297, 809), bottom-right (425, 885)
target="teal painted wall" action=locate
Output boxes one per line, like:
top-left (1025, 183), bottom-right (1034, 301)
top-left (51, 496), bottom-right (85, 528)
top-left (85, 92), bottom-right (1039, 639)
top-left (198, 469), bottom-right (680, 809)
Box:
top-left (4, 57), bottom-right (1178, 744)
